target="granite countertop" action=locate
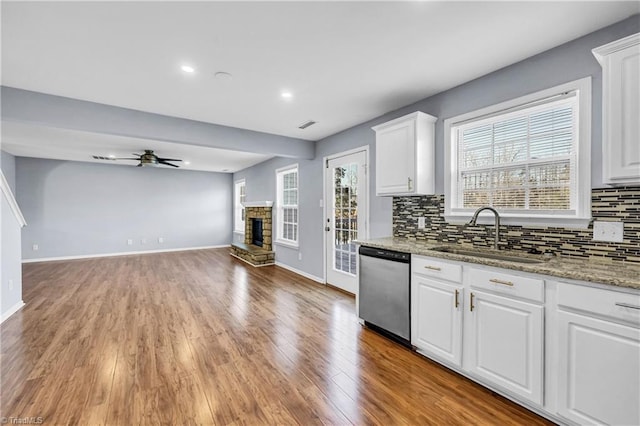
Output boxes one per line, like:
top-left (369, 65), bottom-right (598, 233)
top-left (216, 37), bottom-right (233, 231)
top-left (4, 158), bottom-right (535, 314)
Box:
top-left (356, 237), bottom-right (640, 290)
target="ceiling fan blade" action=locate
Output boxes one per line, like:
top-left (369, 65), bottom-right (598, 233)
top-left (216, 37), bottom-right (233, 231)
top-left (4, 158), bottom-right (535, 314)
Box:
top-left (114, 157), bottom-right (139, 160)
top-left (159, 160), bottom-right (179, 168)
top-left (157, 158), bottom-right (182, 162)
top-left (92, 155), bottom-right (117, 160)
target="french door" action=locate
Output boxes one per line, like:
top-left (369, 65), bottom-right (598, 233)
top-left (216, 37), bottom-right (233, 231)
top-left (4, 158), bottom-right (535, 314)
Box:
top-left (324, 149), bottom-right (367, 294)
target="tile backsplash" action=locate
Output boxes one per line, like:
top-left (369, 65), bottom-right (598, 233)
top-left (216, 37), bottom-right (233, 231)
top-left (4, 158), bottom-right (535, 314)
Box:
top-left (393, 186), bottom-right (640, 263)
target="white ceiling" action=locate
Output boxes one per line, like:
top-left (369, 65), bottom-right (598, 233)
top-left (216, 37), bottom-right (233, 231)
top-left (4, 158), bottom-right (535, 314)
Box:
top-left (1, 1), bottom-right (639, 171)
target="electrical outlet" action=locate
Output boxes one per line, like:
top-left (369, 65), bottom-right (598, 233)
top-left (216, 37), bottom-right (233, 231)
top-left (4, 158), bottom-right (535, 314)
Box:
top-left (592, 221), bottom-right (624, 243)
top-left (298, 252), bottom-right (302, 261)
top-left (32, 244), bottom-right (39, 251)
top-left (418, 217), bottom-right (426, 229)
top-left (127, 239), bottom-right (133, 246)
top-left (158, 237), bottom-right (164, 243)
top-left (8, 279), bottom-right (13, 291)
top-left (319, 199), bottom-right (324, 208)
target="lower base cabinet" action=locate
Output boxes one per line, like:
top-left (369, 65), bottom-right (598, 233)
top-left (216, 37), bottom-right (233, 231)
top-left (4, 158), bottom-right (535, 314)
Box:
top-left (465, 290), bottom-right (544, 406)
top-left (412, 275), bottom-right (463, 366)
top-left (557, 310), bottom-right (640, 425)
top-left (407, 254), bottom-right (640, 425)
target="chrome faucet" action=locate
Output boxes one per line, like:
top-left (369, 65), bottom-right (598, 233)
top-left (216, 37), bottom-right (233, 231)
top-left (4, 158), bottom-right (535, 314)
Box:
top-left (468, 206), bottom-right (501, 250)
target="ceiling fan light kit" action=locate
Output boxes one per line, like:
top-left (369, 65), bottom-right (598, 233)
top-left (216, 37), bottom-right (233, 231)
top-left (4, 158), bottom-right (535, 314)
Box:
top-left (92, 150), bottom-right (182, 168)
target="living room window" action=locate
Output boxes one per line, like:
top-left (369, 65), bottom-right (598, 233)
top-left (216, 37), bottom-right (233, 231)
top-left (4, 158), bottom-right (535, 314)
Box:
top-left (276, 165), bottom-right (299, 247)
top-left (234, 179), bottom-right (246, 233)
top-left (444, 78), bottom-right (591, 228)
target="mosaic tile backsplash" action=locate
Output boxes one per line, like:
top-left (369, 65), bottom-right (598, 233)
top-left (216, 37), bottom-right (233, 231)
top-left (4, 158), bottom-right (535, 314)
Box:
top-left (393, 186), bottom-right (640, 263)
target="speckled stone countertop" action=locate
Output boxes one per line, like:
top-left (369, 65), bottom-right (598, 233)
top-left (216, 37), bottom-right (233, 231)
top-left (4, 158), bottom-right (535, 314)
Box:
top-left (356, 237), bottom-right (640, 290)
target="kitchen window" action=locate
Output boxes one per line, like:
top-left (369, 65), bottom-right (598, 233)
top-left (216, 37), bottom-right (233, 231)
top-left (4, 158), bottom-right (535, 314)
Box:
top-left (444, 78), bottom-right (591, 228)
top-left (276, 165), bottom-right (299, 247)
top-left (234, 179), bottom-right (246, 234)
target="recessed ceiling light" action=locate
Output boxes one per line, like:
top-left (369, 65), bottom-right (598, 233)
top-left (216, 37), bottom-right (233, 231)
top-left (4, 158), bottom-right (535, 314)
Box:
top-left (184, 161), bottom-right (191, 165)
top-left (181, 65), bottom-right (195, 73)
top-left (281, 91), bottom-right (293, 99)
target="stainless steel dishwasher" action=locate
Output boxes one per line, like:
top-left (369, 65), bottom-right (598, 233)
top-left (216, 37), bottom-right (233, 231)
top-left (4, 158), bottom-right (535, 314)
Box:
top-left (358, 246), bottom-right (411, 345)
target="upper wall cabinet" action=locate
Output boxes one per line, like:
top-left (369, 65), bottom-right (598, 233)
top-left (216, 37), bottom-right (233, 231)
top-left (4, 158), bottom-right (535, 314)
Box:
top-left (593, 33), bottom-right (640, 186)
top-left (372, 111), bottom-right (437, 196)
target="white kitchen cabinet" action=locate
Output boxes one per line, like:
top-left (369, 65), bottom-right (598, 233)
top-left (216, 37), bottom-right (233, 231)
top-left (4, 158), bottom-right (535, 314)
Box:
top-left (593, 33), bottom-right (640, 185)
top-left (555, 282), bottom-right (640, 425)
top-left (464, 289), bottom-right (544, 406)
top-left (372, 111), bottom-right (436, 196)
top-left (411, 256), bottom-right (463, 366)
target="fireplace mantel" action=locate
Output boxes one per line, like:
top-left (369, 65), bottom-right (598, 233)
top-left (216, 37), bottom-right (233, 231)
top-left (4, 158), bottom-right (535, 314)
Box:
top-left (242, 201), bottom-right (273, 207)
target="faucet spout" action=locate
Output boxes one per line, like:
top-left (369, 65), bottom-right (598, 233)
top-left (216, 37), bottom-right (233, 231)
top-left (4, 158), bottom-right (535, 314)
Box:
top-left (468, 206), bottom-right (501, 250)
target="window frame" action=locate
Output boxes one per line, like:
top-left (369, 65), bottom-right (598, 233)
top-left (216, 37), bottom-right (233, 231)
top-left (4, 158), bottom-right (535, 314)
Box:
top-left (275, 164), bottom-right (299, 248)
top-left (444, 77), bottom-right (592, 228)
top-left (233, 179), bottom-right (246, 234)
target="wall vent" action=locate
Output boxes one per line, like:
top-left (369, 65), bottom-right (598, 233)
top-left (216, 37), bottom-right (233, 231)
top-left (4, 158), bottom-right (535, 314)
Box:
top-left (298, 120), bottom-right (317, 130)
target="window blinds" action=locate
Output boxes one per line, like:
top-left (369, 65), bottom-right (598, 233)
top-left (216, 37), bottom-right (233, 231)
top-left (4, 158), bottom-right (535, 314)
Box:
top-left (457, 95), bottom-right (577, 212)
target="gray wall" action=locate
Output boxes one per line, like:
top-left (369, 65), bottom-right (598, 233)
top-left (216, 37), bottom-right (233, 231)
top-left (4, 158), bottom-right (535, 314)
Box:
top-left (18, 157), bottom-right (233, 260)
top-left (235, 15), bottom-right (640, 281)
top-left (1, 151), bottom-right (23, 321)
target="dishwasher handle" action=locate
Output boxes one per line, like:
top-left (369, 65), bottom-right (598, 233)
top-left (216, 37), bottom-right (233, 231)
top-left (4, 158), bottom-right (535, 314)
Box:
top-left (359, 246), bottom-right (410, 263)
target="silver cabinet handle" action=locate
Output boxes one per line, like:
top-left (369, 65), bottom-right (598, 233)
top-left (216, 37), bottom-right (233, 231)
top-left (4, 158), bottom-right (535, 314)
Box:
top-left (615, 302), bottom-right (640, 310)
top-left (424, 265), bottom-right (441, 271)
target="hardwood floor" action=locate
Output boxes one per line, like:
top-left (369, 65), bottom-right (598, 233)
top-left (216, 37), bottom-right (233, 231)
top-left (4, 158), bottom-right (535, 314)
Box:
top-left (1, 248), bottom-right (553, 425)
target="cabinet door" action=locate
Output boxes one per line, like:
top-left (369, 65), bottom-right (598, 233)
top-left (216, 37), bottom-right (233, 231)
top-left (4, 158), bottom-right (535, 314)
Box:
top-left (411, 275), bottom-right (463, 366)
top-left (557, 311), bottom-right (640, 425)
top-left (465, 290), bottom-right (544, 405)
top-left (375, 120), bottom-right (415, 195)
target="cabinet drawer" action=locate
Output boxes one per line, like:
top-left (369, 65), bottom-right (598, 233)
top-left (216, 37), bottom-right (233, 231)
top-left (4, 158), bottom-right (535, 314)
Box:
top-left (557, 282), bottom-right (640, 326)
top-left (469, 267), bottom-right (544, 303)
top-left (412, 256), bottom-right (462, 283)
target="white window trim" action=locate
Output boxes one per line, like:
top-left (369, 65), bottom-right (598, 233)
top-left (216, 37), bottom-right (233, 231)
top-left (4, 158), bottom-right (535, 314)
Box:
top-left (233, 179), bottom-right (246, 234)
top-left (275, 164), bottom-right (299, 248)
top-left (444, 77), bottom-right (592, 229)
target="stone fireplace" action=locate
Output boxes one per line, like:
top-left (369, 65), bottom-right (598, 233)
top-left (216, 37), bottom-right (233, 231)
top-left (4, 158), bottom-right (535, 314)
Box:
top-left (230, 201), bottom-right (275, 266)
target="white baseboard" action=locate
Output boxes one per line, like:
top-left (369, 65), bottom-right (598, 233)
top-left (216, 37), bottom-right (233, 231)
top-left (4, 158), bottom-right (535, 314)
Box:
top-left (22, 245), bottom-right (231, 264)
top-left (1, 300), bottom-right (25, 324)
top-left (275, 261), bottom-right (325, 284)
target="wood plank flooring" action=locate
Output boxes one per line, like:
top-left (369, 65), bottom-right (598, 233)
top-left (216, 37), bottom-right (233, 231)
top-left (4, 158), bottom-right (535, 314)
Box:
top-left (1, 248), bottom-right (553, 425)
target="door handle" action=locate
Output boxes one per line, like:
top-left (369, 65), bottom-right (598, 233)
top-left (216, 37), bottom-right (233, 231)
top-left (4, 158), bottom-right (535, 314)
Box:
top-left (325, 226), bottom-right (331, 232)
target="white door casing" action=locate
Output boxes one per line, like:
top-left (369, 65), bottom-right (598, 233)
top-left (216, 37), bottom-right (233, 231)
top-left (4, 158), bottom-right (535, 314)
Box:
top-left (324, 148), bottom-right (368, 294)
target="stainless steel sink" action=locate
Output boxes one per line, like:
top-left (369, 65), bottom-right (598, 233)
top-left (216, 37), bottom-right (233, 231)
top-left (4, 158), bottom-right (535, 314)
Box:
top-left (430, 246), bottom-right (548, 264)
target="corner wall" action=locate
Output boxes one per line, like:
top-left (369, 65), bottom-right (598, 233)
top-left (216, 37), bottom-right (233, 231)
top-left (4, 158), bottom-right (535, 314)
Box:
top-left (1, 151), bottom-right (24, 322)
top-left (17, 157), bottom-right (233, 260)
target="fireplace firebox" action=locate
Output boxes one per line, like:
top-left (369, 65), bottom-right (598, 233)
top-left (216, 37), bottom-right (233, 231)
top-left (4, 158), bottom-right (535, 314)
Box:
top-left (251, 218), bottom-right (264, 247)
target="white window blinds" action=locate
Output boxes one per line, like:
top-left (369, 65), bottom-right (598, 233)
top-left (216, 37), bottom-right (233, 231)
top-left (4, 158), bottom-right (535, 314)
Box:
top-left (277, 166), bottom-right (298, 244)
top-left (456, 94), bottom-right (577, 213)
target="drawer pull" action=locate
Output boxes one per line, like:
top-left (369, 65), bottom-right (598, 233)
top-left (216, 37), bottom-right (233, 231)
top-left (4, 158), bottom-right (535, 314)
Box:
top-left (454, 289), bottom-right (459, 308)
top-left (615, 302), bottom-right (640, 310)
top-left (424, 265), bottom-right (441, 271)
top-left (489, 278), bottom-right (514, 287)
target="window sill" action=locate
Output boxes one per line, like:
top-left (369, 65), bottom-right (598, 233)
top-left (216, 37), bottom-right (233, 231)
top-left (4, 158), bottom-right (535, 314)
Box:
top-left (275, 239), bottom-right (299, 249)
top-left (233, 230), bottom-right (245, 235)
top-left (443, 213), bottom-right (591, 229)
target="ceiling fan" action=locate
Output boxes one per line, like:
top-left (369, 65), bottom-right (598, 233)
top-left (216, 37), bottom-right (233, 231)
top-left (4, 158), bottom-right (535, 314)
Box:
top-left (92, 150), bottom-right (182, 168)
